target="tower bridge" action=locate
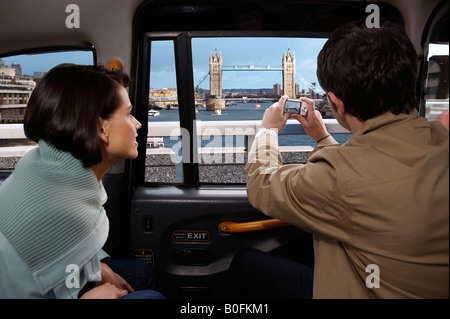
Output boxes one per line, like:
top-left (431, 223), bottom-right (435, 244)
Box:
top-left (205, 48), bottom-right (299, 98)
top-left (150, 49), bottom-right (325, 106)
top-left (221, 65), bottom-right (283, 71)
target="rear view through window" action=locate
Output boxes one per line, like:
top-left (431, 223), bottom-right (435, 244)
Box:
top-left (146, 37), bottom-right (352, 184)
top-left (0, 50), bottom-right (94, 140)
top-left (0, 50), bottom-right (94, 172)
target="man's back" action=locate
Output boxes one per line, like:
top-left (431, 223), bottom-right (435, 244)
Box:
top-left (313, 110), bottom-right (448, 298)
top-left (246, 110), bottom-right (449, 298)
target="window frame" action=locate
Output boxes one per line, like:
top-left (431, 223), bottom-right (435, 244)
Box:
top-left (135, 31), bottom-right (350, 187)
top-left (132, 32), bottom-right (199, 187)
top-left (418, 1), bottom-right (449, 117)
top-left (130, 1), bottom-right (405, 188)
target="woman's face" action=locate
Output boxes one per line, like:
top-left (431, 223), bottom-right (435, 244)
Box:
top-left (100, 86), bottom-right (142, 161)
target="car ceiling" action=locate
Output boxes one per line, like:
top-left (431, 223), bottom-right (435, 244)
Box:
top-left (0, 0), bottom-right (444, 74)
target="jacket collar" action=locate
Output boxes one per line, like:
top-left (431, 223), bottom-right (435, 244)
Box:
top-left (354, 109), bottom-right (426, 136)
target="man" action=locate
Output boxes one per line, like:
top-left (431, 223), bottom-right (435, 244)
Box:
top-left (235, 20), bottom-right (449, 298)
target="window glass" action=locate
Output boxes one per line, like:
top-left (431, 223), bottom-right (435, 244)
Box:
top-left (191, 37), bottom-right (352, 183)
top-left (424, 43), bottom-right (449, 127)
top-left (0, 50), bottom-right (93, 152)
top-left (146, 40), bottom-right (181, 183)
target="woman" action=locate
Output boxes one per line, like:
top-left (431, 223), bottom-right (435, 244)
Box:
top-left (0, 64), bottom-right (163, 299)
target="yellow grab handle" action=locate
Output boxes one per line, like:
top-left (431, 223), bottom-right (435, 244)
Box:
top-left (218, 219), bottom-right (290, 233)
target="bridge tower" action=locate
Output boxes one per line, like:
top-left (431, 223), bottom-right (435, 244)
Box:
top-left (282, 48), bottom-right (296, 98)
top-left (209, 49), bottom-right (222, 97)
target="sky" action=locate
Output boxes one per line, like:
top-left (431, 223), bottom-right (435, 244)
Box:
top-left (4, 39), bottom-right (448, 92)
top-left (2, 51), bottom-right (93, 76)
top-left (151, 37), bottom-right (328, 91)
top-left (2, 37), bottom-right (327, 92)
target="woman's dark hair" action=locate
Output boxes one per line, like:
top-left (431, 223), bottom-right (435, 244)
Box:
top-left (317, 20), bottom-right (418, 121)
top-left (24, 64), bottom-right (131, 167)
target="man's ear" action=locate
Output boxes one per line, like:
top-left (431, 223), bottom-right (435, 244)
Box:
top-left (98, 117), bottom-right (109, 144)
top-left (328, 92), bottom-right (346, 116)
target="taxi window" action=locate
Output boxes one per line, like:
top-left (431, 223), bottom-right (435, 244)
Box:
top-left (143, 36), bottom-right (352, 185)
top-left (146, 40), bottom-right (181, 183)
top-left (0, 50), bottom-right (93, 171)
top-left (135, 2), bottom-right (403, 186)
top-left (191, 37), bottom-right (351, 184)
top-left (424, 43), bottom-right (449, 126)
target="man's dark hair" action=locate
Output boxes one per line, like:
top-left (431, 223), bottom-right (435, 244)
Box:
top-left (24, 64), bottom-right (131, 167)
top-left (317, 20), bottom-right (418, 121)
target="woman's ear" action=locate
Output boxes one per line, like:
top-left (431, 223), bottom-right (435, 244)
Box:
top-left (98, 117), bottom-right (109, 144)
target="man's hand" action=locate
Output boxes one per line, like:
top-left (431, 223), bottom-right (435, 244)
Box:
top-left (96, 262), bottom-right (134, 293)
top-left (261, 95), bottom-right (291, 133)
top-left (291, 97), bottom-right (329, 142)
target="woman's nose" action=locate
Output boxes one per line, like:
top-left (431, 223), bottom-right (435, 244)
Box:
top-left (132, 115), bottom-right (142, 130)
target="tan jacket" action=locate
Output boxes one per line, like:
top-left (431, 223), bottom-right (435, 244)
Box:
top-left (246, 110), bottom-right (449, 298)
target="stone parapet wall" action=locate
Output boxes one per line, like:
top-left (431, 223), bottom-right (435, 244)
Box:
top-left (145, 148), bottom-right (177, 183)
top-left (0, 145), bottom-right (35, 170)
top-left (1, 145), bottom-right (313, 184)
top-left (197, 146), bottom-right (312, 183)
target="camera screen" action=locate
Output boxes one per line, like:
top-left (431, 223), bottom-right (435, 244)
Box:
top-left (284, 100), bottom-right (301, 114)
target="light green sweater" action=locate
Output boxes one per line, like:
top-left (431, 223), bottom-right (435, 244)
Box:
top-left (0, 140), bottom-right (109, 298)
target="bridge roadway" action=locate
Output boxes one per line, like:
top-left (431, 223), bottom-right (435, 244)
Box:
top-left (149, 97), bottom-right (325, 103)
top-left (149, 98), bottom-right (277, 103)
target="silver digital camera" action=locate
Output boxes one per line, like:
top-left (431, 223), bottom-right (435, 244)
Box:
top-left (283, 99), bottom-right (308, 116)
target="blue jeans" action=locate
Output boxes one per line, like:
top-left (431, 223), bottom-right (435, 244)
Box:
top-left (107, 258), bottom-right (165, 299)
top-left (229, 248), bottom-right (314, 299)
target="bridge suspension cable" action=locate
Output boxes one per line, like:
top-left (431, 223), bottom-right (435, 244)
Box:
top-left (195, 71), bottom-right (210, 88)
top-left (193, 68), bottom-right (325, 96)
top-left (299, 77), bottom-right (325, 95)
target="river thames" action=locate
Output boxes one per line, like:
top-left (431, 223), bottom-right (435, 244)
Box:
top-left (149, 101), bottom-right (353, 148)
